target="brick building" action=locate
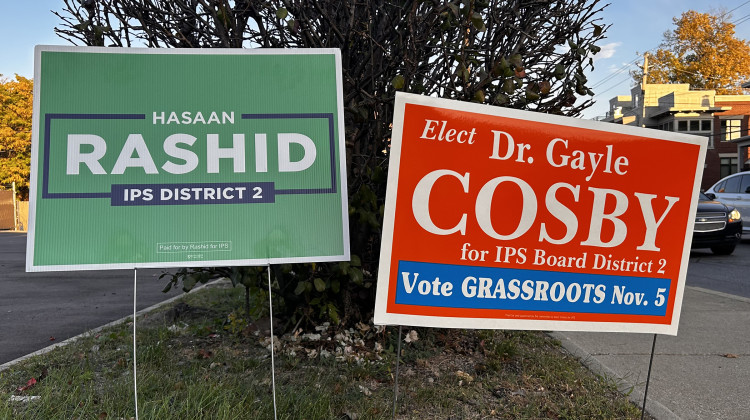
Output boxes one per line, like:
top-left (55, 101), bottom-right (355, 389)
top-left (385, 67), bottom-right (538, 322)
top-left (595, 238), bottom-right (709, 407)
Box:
top-left (600, 83), bottom-right (750, 190)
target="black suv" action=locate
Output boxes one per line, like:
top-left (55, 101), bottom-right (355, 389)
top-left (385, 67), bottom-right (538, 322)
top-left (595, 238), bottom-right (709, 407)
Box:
top-left (692, 192), bottom-right (742, 255)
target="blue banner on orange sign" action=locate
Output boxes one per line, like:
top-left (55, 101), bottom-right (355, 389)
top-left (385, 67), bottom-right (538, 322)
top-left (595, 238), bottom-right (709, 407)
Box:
top-left (395, 261), bottom-right (669, 316)
top-left (374, 93), bottom-right (707, 335)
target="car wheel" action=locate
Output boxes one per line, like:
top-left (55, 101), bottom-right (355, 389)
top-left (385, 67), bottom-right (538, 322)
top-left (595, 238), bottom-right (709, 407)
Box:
top-left (711, 244), bottom-right (736, 255)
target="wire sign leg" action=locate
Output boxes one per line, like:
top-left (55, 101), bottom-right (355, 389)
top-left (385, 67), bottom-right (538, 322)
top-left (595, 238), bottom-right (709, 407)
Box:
top-left (133, 268), bottom-right (139, 420)
top-left (641, 334), bottom-right (658, 420)
top-left (267, 263), bottom-right (278, 420)
top-left (392, 325), bottom-right (403, 420)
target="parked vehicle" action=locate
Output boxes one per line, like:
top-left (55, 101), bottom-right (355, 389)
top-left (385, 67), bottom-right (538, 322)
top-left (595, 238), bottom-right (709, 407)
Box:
top-left (704, 171), bottom-right (750, 236)
top-left (691, 192), bottom-right (742, 255)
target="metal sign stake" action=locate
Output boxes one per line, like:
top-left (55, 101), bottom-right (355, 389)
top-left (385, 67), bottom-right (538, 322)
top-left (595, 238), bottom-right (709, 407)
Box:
top-left (392, 325), bottom-right (403, 420)
top-left (133, 267), bottom-right (139, 420)
top-left (641, 334), bottom-right (658, 420)
top-left (268, 263), bottom-right (278, 420)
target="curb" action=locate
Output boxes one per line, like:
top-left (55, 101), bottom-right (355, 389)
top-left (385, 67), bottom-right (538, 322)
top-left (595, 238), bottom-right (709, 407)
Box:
top-left (550, 331), bottom-right (681, 420)
top-left (0, 279), bottom-right (228, 373)
top-left (688, 285), bottom-right (750, 304)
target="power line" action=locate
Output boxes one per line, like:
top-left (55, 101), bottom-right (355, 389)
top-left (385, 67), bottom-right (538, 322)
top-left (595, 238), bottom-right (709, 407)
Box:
top-left (590, 57), bottom-right (641, 90)
top-left (733, 13), bottom-right (750, 26)
top-left (726, 0), bottom-right (750, 17)
top-left (592, 74), bottom-right (634, 98)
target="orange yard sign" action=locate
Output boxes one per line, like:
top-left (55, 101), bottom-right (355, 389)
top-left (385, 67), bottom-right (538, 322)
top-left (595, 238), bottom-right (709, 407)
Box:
top-left (374, 93), bottom-right (707, 335)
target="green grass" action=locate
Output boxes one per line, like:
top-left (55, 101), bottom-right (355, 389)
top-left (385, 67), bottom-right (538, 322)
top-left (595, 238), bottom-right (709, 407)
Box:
top-left (0, 283), bottom-right (646, 419)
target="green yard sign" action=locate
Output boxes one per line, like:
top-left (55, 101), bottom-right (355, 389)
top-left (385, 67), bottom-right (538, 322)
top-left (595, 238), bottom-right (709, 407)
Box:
top-left (27, 46), bottom-right (349, 271)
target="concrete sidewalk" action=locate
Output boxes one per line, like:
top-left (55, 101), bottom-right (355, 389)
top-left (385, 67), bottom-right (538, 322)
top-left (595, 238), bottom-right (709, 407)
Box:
top-left (553, 286), bottom-right (750, 420)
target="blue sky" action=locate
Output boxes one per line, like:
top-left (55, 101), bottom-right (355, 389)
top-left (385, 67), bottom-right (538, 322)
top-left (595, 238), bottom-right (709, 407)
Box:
top-left (2, 0), bottom-right (750, 119)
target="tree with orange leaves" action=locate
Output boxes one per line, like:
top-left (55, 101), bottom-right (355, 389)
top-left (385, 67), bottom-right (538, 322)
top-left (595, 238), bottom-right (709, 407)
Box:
top-left (633, 10), bottom-right (750, 94)
top-left (0, 75), bottom-right (33, 199)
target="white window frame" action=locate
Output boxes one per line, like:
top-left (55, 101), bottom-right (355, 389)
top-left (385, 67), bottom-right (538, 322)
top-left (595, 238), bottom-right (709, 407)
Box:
top-left (675, 118), bottom-right (713, 147)
top-left (719, 118), bottom-right (742, 142)
top-left (719, 153), bottom-right (740, 178)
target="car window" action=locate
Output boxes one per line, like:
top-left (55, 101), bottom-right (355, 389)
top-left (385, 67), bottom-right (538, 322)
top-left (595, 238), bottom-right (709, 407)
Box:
top-left (741, 175), bottom-right (750, 194)
top-left (723, 175), bottom-right (741, 193)
top-left (714, 180), bottom-right (726, 193)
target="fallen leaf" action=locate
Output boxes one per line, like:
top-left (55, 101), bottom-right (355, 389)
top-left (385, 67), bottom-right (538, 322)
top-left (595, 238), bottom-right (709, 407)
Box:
top-left (455, 370), bottom-right (474, 383)
top-left (49, 336), bottom-right (55, 341)
top-left (17, 378), bottom-right (37, 392)
top-left (357, 384), bottom-right (372, 396)
top-left (722, 353), bottom-right (739, 358)
top-left (355, 322), bottom-right (370, 332)
top-left (198, 349), bottom-right (213, 359)
top-left (340, 411), bottom-right (360, 420)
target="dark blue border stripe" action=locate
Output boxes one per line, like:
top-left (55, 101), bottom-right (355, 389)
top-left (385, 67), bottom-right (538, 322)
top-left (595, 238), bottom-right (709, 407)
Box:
top-left (276, 188), bottom-right (334, 195)
top-left (43, 113), bottom-right (337, 199)
top-left (43, 114), bottom-right (146, 199)
top-left (326, 115), bottom-right (337, 193)
top-left (46, 113), bottom-right (146, 120)
top-left (45, 192), bottom-right (111, 199)
top-left (240, 113), bottom-right (332, 119)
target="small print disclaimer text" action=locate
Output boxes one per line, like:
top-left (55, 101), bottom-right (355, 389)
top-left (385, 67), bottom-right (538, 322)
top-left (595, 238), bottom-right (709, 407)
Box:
top-left (157, 241), bottom-right (232, 254)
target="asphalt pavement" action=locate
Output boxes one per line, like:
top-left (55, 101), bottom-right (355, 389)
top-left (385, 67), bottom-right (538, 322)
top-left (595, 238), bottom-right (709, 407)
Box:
top-left (0, 231), bottom-right (180, 364)
top-left (555, 241), bottom-right (750, 420)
